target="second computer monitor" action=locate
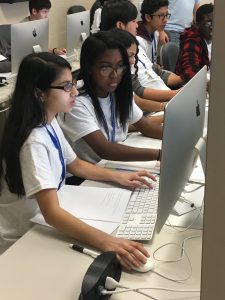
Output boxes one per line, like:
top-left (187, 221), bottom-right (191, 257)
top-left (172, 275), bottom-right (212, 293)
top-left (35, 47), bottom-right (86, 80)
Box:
top-left (11, 19), bottom-right (49, 74)
top-left (156, 66), bottom-right (207, 233)
top-left (66, 10), bottom-right (90, 56)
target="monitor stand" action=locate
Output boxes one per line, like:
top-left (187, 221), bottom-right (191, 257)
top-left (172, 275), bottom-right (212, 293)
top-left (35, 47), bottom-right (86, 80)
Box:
top-left (32, 45), bottom-right (42, 53)
top-left (167, 137), bottom-right (206, 228)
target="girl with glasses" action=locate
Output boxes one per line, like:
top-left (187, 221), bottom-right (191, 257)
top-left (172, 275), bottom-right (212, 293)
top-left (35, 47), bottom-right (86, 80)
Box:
top-left (0, 52), bottom-right (156, 270)
top-left (58, 31), bottom-right (162, 168)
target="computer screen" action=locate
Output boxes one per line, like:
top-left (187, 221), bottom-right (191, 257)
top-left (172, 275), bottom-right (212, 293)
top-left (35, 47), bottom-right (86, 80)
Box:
top-left (66, 10), bottom-right (90, 56)
top-left (11, 19), bottom-right (49, 74)
top-left (0, 24), bottom-right (10, 45)
top-left (156, 66), bottom-right (207, 232)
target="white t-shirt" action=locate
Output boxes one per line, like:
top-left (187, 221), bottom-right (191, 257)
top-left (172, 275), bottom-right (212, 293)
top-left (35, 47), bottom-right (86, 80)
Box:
top-left (137, 31), bottom-right (160, 63)
top-left (137, 46), bottom-right (170, 90)
top-left (0, 118), bottom-right (76, 254)
top-left (58, 93), bottom-right (143, 164)
top-left (90, 7), bottom-right (102, 34)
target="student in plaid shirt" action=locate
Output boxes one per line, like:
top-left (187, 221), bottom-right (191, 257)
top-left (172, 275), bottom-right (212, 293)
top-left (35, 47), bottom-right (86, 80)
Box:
top-left (175, 3), bottom-right (213, 83)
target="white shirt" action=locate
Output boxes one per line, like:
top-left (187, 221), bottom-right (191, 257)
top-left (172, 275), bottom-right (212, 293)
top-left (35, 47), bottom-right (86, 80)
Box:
top-left (0, 118), bottom-right (76, 254)
top-left (90, 7), bottom-right (102, 34)
top-left (137, 46), bottom-right (170, 90)
top-left (137, 31), bottom-right (159, 63)
top-left (58, 93), bottom-right (143, 164)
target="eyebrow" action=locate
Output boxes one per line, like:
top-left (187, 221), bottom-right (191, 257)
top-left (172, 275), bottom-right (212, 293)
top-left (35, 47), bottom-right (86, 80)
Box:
top-left (96, 60), bottom-right (124, 65)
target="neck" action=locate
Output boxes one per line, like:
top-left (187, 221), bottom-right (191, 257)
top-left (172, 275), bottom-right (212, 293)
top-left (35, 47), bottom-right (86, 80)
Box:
top-left (144, 22), bottom-right (154, 34)
top-left (96, 91), bottom-right (109, 98)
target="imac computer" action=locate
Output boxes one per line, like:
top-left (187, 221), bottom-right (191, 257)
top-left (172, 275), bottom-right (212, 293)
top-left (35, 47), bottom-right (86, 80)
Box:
top-left (0, 24), bottom-right (10, 45)
top-left (156, 66), bottom-right (207, 233)
top-left (11, 18), bottom-right (49, 74)
top-left (66, 10), bottom-right (90, 57)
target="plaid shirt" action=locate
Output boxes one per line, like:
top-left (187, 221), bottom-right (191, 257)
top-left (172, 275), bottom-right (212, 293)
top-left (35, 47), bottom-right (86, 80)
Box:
top-left (175, 27), bottom-right (210, 83)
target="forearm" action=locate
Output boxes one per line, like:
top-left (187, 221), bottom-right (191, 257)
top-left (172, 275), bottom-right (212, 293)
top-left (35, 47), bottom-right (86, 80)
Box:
top-left (68, 157), bottom-right (116, 181)
top-left (36, 190), bottom-right (109, 250)
top-left (134, 94), bottom-right (165, 112)
top-left (142, 87), bottom-right (178, 101)
top-left (134, 121), bottom-right (163, 140)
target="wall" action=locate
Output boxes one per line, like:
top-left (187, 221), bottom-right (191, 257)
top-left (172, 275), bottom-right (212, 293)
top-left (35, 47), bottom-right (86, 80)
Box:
top-left (0, 0), bottom-right (94, 48)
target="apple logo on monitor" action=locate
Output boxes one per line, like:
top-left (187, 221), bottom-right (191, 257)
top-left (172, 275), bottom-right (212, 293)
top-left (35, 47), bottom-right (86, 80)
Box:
top-left (32, 28), bottom-right (37, 37)
top-left (196, 100), bottom-right (200, 117)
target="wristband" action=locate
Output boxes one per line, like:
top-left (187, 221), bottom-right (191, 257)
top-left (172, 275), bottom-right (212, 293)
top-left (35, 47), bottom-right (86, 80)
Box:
top-left (52, 48), bottom-right (57, 54)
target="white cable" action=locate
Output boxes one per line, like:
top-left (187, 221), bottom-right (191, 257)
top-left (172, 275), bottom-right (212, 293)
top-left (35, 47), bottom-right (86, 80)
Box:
top-left (151, 235), bottom-right (201, 282)
top-left (183, 183), bottom-right (204, 193)
top-left (102, 277), bottom-right (199, 299)
top-left (166, 198), bottom-right (204, 233)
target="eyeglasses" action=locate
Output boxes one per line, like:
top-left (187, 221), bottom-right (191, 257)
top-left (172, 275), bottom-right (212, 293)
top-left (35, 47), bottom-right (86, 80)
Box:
top-left (49, 81), bottom-right (77, 92)
top-left (97, 64), bottom-right (127, 76)
top-left (151, 13), bottom-right (171, 21)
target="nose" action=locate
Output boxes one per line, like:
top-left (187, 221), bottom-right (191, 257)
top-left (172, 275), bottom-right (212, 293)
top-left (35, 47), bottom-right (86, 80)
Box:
top-left (71, 85), bottom-right (79, 97)
top-left (109, 69), bottom-right (118, 78)
top-left (129, 57), bottom-right (135, 65)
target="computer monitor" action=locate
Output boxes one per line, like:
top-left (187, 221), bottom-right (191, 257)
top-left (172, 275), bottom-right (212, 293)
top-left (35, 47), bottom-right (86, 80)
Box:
top-left (11, 19), bottom-right (49, 74)
top-left (66, 10), bottom-right (90, 56)
top-left (0, 24), bottom-right (10, 45)
top-left (156, 66), bottom-right (207, 232)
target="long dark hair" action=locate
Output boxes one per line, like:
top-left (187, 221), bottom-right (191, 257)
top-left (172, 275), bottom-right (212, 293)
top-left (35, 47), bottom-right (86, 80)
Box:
top-left (78, 30), bottom-right (133, 131)
top-left (0, 52), bottom-right (71, 196)
top-left (109, 28), bottom-right (139, 77)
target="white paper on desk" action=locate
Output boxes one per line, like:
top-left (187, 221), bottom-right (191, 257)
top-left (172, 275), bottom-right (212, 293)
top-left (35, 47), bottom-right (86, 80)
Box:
top-left (123, 132), bottom-right (162, 149)
top-left (103, 160), bottom-right (160, 174)
top-left (0, 54), bottom-right (7, 61)
top-left (30, 213), bottom-right (119, 234)
top-left (0, 72), bottom-right (12, 79)
top-left (58, 186), bottom-right (131, 222)
top-left (32, 185), bottom-right (131, 222)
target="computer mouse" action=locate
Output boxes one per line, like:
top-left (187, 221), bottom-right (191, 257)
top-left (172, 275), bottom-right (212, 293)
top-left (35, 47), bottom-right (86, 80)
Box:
top-left (131, 257), bottom-right (154, 273)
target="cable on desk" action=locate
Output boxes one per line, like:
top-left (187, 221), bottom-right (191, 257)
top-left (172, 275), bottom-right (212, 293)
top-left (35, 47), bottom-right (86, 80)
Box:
top-left (151, 235), bottom-right (201, 282)
top-left (100, 276), bottom-right (200, 299)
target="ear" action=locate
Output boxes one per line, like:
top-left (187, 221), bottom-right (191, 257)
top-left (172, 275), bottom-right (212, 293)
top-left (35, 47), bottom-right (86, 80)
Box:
top-left (31, 8), bottom-right (38, 16)
top-left (116, 21), bottom-right (126, 30)
top-left (34, 88), bottom-right (45, 101)
top-left (145, 14), bottom-right (152, 22)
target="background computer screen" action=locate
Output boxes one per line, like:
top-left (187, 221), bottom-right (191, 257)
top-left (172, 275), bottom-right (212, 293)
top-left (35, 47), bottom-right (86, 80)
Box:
top-left (0, 24), bottom-right (10, 45)
top-left (156, 66), bottom-right (207, 233)
top-left (66, 10), bottom-right (90, 56)
top-left (11, 18), bottom-right (49, 74)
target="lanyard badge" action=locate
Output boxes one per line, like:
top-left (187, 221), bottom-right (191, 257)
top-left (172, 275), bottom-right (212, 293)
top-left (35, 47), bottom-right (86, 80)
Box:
top-left (45, 125), bottom-right (65, 190)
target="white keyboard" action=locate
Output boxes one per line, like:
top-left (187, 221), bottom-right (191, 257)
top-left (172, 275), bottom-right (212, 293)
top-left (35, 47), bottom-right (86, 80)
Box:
top-left (116, 180), bottom-right (159, 240)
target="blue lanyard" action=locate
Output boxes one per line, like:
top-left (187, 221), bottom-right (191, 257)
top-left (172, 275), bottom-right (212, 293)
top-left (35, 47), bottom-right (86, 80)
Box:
top-left (138, 57), bottom-right (147, 69)
top-left (138, 34), bottom-right (157, 67)
top-left (101, 93), bottom-right (116, 142)
top-left (150, 33), bottom-right (157, 63)
top-left (45, 124), bottom-right (65, 190)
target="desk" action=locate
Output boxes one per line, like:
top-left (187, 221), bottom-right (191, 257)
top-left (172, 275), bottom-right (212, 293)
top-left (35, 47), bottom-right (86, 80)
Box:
top-left (0, 133), bottom-right (203, 300)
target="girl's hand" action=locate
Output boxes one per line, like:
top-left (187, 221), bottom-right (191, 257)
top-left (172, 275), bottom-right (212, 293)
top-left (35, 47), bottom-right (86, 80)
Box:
top-left (113, 170), bottom-right (157, 189)
top-left (99, 235), bottom-right (150, 270)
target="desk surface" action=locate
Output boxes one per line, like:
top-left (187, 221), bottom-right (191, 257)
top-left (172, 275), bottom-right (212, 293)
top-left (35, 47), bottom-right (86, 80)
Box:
top-left (0, 212), bottom-right (202, 300)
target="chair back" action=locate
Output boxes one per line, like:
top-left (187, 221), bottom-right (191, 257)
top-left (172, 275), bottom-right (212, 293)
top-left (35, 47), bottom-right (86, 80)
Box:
top-left (159, 42), bottom-right (179, 73)
top-left (67, 5), bottom-right (86, 15)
